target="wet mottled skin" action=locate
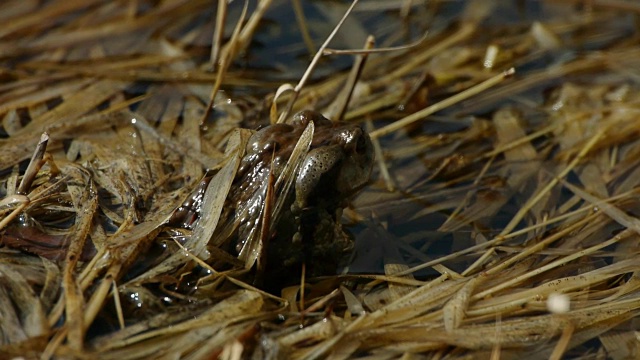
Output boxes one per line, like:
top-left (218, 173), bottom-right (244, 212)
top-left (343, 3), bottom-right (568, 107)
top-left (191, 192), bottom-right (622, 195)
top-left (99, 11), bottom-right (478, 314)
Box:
top-left (224, 110), bottom-right (374, 279)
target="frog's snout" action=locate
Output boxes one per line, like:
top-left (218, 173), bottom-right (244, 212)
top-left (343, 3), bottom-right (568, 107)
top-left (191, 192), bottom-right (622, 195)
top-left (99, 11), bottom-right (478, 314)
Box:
top-left (337, 126), bottom-right (374, 195)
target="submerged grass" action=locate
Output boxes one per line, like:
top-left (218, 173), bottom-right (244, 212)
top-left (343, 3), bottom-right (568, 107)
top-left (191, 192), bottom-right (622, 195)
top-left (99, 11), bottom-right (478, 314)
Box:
top-left (1, 0), bottom-right (640, 359)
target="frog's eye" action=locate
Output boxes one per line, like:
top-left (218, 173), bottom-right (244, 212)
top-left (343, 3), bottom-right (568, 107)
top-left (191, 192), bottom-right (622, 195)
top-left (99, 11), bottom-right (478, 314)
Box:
top-left (354, 131), bottom-right (368, 154)
top-left (292, 112), bottom-right (309, 127)
top-left (344, 128), bottom-right (369, 155)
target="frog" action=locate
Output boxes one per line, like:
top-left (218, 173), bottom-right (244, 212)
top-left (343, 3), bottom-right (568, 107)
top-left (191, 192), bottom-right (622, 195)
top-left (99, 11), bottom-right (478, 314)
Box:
top-left (171, 110), bottom-right (374, 282)
top-left (227, 110), bottom-right (374, 281)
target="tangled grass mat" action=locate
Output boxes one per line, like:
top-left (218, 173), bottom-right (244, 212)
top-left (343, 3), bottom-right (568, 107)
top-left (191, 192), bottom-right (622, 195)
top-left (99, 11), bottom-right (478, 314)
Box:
top-left (1, 1), bottom-right (639, 359)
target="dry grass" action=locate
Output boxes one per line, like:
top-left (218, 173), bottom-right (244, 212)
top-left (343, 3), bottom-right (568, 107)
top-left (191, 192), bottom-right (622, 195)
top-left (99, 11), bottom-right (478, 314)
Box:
top-left (1, 0), bottom-right (640, 359)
